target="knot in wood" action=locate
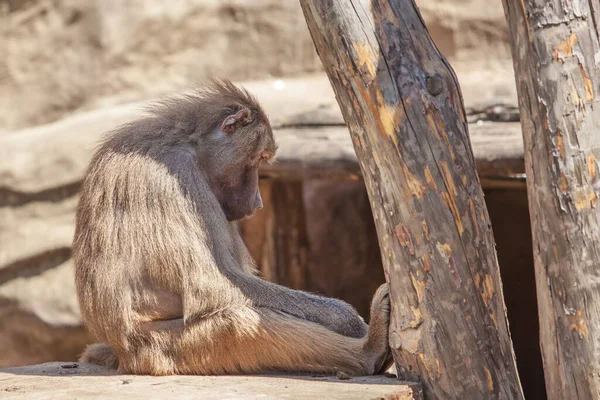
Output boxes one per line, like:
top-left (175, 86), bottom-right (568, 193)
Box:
top-left (426, 76), bottom-right (443, 96)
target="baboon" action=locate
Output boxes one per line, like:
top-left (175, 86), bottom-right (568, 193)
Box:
top-left (73, 79), bottom-right (392, 376)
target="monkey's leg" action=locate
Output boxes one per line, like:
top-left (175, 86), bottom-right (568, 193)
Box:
top-left (118, 305), bottom-right (388, 376)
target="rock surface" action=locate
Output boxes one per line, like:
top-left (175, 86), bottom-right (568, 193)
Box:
top-left (0, 0), bottom-right (322, 131)
top-left (0, 362), bottom-right (423, 400)
top-left (0, 0), bottom-right (513, 132)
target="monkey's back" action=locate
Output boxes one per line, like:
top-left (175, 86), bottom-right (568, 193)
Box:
top-left (72, 128), bottom-right (209, 346)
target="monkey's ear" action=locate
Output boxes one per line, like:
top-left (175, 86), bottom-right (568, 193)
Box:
top-left (221, 109), bottom-right (253, 134)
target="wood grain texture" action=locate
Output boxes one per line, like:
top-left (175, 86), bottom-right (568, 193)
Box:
top-left (503, 0), bottom-right (600, 398)
top-left (300, 1), bottom-right (524, 398)
top-left (259, 123), bottom-right (525, 184)
top-left (0, 362), bottom-right (424, 400)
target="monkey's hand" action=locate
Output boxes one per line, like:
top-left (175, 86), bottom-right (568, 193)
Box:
top-left (306, 296), bottom-right (368, 338)
top-left (232, 274), bottom-right (368, 338)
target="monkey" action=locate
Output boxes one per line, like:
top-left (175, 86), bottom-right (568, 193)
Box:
top-left (73, 79), bottom-right (392, 376)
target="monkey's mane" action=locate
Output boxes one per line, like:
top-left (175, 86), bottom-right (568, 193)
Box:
top-left (141, 79), bottom-right (269, 139)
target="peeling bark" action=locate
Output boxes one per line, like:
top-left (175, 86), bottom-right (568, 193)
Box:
top-left (300, 0), bottom-right (524, 399)
top-left (503, 0), bottom-right (600, 398)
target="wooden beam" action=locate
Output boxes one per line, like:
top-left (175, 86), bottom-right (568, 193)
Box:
top-left (300, 1), bottom-right (524, 398)
top-left (0, 75), bottom-right (525, 196)
top-left (503, 0), bottom-right (600, 398)
top-left (260, 123), bottom-right (525, 183)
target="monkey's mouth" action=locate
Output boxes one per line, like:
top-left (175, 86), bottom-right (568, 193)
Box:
top-left (222, 204), bottom-right (256, 222)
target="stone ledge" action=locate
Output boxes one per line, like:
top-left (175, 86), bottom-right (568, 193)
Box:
top-left (0, 75), bottom-right (524, 196)
top-left (0, 362), bottom-right (423, 400)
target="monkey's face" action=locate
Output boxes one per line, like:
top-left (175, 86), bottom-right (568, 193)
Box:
top-left (218, 157), bottom-right (264, 221)
top-left (210, 108), bottom-right (275, 221)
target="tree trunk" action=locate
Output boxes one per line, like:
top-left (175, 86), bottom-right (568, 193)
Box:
top-left (503, 1), bottom-right (600, 398)
top-left (300, 1), bottom-right (523, 399)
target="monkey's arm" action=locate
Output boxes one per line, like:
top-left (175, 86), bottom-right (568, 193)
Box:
top-left (226, 228), bottom-right (368, 338)
top-left (162, 149), bottom-right (367, 338)
top-left (225, 269), bottom-right (368, 338)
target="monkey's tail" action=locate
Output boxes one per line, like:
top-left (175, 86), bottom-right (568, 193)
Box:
top-left (79, 343), bottom-right (119, 370)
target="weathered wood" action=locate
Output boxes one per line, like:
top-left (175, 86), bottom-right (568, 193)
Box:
top-left (240, 181), bottom-right (309, 290)
top-left (485, 189), bottom-right (545, 400)
top-left (303, 180), bottom-right (386, 318)
top-left (503, 0), bottom-right (600, 398)
top-left (238, 180), bottom-right (275, 278)
top-left (0, 362), bottom-right (424, 400)
top-left (269, 181), bottom-right (310, 289)
top-left (261, 127), bottom-right (363, 182)
top-left (300, 1), bottom-right (524, 398)
top-left (259, 123), bottom-right (526, 183)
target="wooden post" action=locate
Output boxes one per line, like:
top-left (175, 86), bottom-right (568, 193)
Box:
top-left (299, 1), bottom-right (524, 399)
top-left (503, 1), bottom-right (600, 398)
top-left (268, 181), bottom-right (310, 289)
top-left (240, 180), bottom-right (309, 290)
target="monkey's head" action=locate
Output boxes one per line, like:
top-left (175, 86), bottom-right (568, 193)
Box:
top-left (193, 80), bottom-right (278, 222)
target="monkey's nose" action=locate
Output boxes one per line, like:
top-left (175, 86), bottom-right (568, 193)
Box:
top-left (254, 192), bottom-right (263, 210)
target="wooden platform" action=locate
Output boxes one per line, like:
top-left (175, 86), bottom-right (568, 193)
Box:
top-left (260, 122), bottom-right (524, 187)
top-left (0, 362), bottom-right (423, 400)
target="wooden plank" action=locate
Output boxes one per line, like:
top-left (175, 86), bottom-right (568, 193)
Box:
top-left (260, 122), bottom-right (524, 182)
top-left (240, 181), bottom-right (310, 289)
top-left (300, 0), bottom-right (524, 398)
top-left (0, 362), bottom-right (423, 400)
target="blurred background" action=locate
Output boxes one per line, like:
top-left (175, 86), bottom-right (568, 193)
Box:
top-left (0, 0), bottom-right (544, 399)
